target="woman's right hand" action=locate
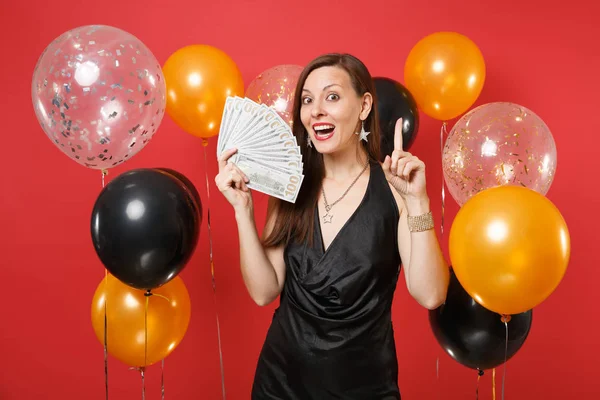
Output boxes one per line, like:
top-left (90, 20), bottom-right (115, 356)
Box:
top-left (215, 148), bottom-right (252, 211)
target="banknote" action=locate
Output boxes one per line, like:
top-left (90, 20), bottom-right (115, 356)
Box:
top-left (216, 96), bottom-right (305, 203)
top-left (234, 154), bottom-right (304, 203)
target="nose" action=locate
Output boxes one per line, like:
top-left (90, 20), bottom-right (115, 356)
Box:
top-left (310, 98), bottom-right (326, 118)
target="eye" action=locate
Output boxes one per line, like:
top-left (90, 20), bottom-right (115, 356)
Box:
top-left (327, 93), bottom-right (339, 101)
top-left (302, 96), bottom-right (312, 105)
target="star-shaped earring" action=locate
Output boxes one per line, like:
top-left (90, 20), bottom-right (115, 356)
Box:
top-left (359, 121), bottom-right (370, 142)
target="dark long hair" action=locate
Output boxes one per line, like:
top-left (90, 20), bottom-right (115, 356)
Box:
top-left (262, 53), bottom-right (381, 247)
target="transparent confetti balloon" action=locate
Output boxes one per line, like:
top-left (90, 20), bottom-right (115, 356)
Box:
top-left (442, 102), bottom-right (557, 206)
top-left (32, 25), bottom-right (166, 170)
top-left (246, 64), bottom-right (303, 127)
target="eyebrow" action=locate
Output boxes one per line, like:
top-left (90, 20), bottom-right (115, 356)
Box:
top-left (302, 83), bottom-right (342, 93)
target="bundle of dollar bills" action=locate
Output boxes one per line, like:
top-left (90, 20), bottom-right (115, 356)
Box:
top-left (217, 97), bottom-right (304, 203)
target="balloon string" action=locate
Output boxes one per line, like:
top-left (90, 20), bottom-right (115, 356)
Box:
top-left (476, 369), bottom-right (484, 400)
top-left (440, 122), bottom-right (448, 238)
top-left (144, 291), bottom-right (151, 368)
top-left (202, 141), bottom-right (226, 400)
top-left (139, 290), bottom-right (151, 400)
top-left (437, 123), bottom-right (447, 400)
top-left (102, 169), bottom-right (107, 188)
top-left (101, 169), bottom-right (109, 400)
top-left (436, 356), bottom-right (440, 400)
top-left (152, 293), bottom-right (170, 302)
top-left (502, 319), bottom-right (509, 400)
top-left (103, 270), bottom-right (108, 400)
top-left (493, 368), bottom-right (496, 400)
top-left (140, 368), bottom-right (145, 400)
top-left (161, 359), bottom-right (165, 400)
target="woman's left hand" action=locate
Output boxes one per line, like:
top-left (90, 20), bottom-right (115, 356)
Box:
top-left (383, 118), bottom-right (427, 199)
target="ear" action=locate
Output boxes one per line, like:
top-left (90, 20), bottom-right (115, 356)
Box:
top-left (359, 92), bottom-right (373, 121)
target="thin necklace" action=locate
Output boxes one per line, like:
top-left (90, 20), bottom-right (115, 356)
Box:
top-left (322, 160), bottom-right (369, 224)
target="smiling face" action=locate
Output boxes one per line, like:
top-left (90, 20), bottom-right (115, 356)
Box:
top-left (300, 66), bottom-right (372, 155)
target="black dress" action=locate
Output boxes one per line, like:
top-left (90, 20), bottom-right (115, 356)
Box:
top-left (251, 161), bottom-right (403, 399)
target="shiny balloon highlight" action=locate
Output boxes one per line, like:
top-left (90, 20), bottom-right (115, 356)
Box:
top-left (91, 274), bottom-right (191, 367)
top-left (91, 169), bottom-right (201, 290)
top-left (449, 185), bottom-right (570, 315)
top-left (32, 25), bottom-right (166, 170)
top-left (404, 31), bottom-right (485, 121)
top-left (442, 102), bottom-right (557, 206)
top-left (430, 270), bottom-right (532, 370)
top-left (246, 64), bottom-right (303, 127)
top-left (162, 45), bottom-right (244, 139)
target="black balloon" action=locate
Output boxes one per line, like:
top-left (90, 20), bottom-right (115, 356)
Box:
top-left (91, 169), bottom-right (201, 290)
top-left (155, 168), bottom-right (202, 215)
top-left (429, 269), bottom-right (533, 371)
top-left (374, 77), bottom-right (419, 161)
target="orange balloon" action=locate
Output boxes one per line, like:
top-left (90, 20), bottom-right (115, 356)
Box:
top-left (163, 45), bottom-right (244, 138)
top-left (449, 185), bottom-right (570, 315)
top-left (404, 32), bottom-right (485, 121)
top-left (91, 274), bottom-right (191, 367)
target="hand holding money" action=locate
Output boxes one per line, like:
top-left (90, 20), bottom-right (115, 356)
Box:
top-left (215, 147), bottom-right (253, 211)
top-left (216, 97), bottom-right (305, 203)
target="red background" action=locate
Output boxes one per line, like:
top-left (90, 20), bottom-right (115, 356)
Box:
top-left (1, 0), bottom-right (598, 398)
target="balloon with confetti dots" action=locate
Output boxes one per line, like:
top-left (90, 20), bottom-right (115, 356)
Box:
top-left (32, 25), bottom-right (166, 170)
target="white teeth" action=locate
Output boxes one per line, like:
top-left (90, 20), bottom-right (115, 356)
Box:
top-left (314, 124), bottom-right (334, 132)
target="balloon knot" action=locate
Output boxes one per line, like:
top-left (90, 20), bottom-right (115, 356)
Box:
top-left (500, 314), bottom-right (511, 323)
top-left (144, 290), bottom-right (153, 297)
top-left (478, 369), bottom-right (484, 376)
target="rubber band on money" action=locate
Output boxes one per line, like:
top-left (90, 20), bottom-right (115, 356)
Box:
top-left (202, 139), bottom-right (227, 399)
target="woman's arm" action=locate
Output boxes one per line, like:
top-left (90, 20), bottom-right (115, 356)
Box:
top-left (392, 189), bottom-right (449, 309)
top-left (382, 118), bottom-right (449, 310)
top-left (215, 148), bottom-right (286, 306)
top-left (235, 199), bottom-right (286, 306)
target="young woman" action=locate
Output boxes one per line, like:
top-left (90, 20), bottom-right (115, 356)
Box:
top-left (215, 53), bottom-right (449, 399)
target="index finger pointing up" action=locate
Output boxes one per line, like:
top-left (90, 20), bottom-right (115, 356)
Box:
top-left (394, 118), bottom-right (404, 151)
